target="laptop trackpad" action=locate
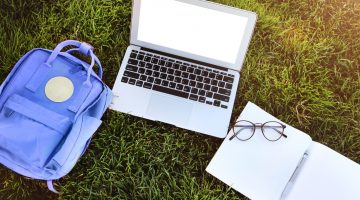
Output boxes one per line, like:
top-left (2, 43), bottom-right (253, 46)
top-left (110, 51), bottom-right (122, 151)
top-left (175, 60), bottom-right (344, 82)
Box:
top-left (146, 93), bottom-right (192, 126)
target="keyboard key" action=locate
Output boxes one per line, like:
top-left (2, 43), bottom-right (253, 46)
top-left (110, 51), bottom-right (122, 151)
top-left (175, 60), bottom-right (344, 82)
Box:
top-left (160, 67), bottom-right (167, 73)
top-left (225, 83), bottom-right (233, 89)
top-left (147, 77), bottom-right (154, 83)
top-left (136, 80), bottom-right (143, 87)
top-left (213, 93), bottom-right (230, 102)
top-left (132, 50), bottom-right (138, 53)
top-left (126, 65), bottom-right (138, 72)
top-left (174, 70), bottom-right (182, 76)
top-left (184, 86), bottom-right (191, 92)
top-left (176, 84), bottom-right (184, 90)
top-left (161, 80), bottom-right (169, 87)
top-left (218, 88), bottom-right (231, 96)
top-left (166, 62), bottom-right (173, 67)
top-left (144, 56), bottom-right (151, 62)
top-left (189, 74), bottom-right (196, 80)
top-left (137, 54), bottom-right (144, 60)
top-left (204, 84), bottom-right (211, 90)
top-left (196, 82), bottom-right (203, 89)
top-left (153, 71), bottom-right (160, 78)
top-left (211, 86), bottom-right (218, 93)
top-left (204, 78), bottom-right (210, 84)
top-left (209, 72), bottom-right (216, 78)
top-left (160, 73), bottom-right (167, 79)
top-left (189, 81), bottom-right (196, 87)
top-left (218, 81), bottom-right (225, 87)
top-left (143, 82), bottom-right (152, 89)
top-left (214, 100), bottom-right (221, 107)
top-left (159, 60), bottom-right (166, 66)
top-left (174, 77), bottom-right (182, 83)
top-left (154, 78), bottom-right (161, 85)
top-left (199, 96), bottom-right (206, 103)
top-left (201, 71), bottom-right (209, 77)
top-left (182, 79), bottom-right (189, 85)
top-left (167, 75), bottom-right (175, 81)
top-left (194, 69), bottom-right (201, 75)
top-left (181, 72), bottom-right (189, 79)
top-left (138, 68), bottom-right (145, 74)
top-left (153, 65), bottom-right (160, 71)
top-left (221, 105), bottom-right (228, 109)
top-left (139, 61), bottom-right (145, 67)
top-left (153, 85), bottom-right (189, 99)
top-left (198, 90), bottom-right (206, 96)
top-left (191, 88), bottom-right (198, 94)
top-left (187, 67), bottom-right (195, 73)
top-left (206, 91), bottom-right (213, 98)
top-left (167, 68), bottom-right (174, 74)
top-left (173, 63), bottom-right (180, 69)
top-left (151, 58), bottom-right (159, 64)
top-left (128, 59), bottom-right (138, 65)
top-left (145, 63), bottom-right (153, 69)
top-left (145, 70), bottom-right (152, 76)
top-left (121, 77), bottom-right (129, 83)
top-left (189, 94), bottom-right (198, 101)
top-left (180, 65), bottom-right (187, 71)
top-left (130, 53), bottom-right (137, 59)
top-left (140, 75), bottom-right (147, 81)
top-left (216, 74), bottom-right (223, 81)
top-left (169, 82), bottom-right (176, 88)
top-left (223, 76), bottom-right (234, 83)
top-left (206, 101), bottom-right (213, 105)
top-left (129, 79), bottom-right (136, 85)
top-left (211, 79), bottom-right (218, 86)
top-left (124, 71), bottom-right (140, 79)
top-left (196, 76), bottom-right (203, 82)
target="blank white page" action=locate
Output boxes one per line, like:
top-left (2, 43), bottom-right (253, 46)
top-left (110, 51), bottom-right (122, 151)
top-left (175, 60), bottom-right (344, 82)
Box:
top-left (286, 142), bottom-right (360, 200)
top-left (206, 102), bottom-right (312, 200)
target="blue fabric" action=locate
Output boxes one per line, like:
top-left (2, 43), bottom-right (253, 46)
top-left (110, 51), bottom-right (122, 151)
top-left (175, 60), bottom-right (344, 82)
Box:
top-left (0, 40), bottom-right (113, 192)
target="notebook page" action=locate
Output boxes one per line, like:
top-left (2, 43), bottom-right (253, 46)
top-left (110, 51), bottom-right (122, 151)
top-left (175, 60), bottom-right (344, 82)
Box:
top-left (286, 142), bottom-right (360, 200)
top-left (206, 102), bottom-right (312, 200)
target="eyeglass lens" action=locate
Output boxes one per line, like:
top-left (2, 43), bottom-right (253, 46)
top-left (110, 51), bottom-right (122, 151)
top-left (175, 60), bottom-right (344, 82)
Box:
top-left (233, 120), bottom-right (255, 141)
top-left (261, 121), bottom-right (284, 141)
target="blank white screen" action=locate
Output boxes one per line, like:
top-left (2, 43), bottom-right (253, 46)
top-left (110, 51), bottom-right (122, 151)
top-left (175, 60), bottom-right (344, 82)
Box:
top-left (137, 0), bottom-right (248, 64)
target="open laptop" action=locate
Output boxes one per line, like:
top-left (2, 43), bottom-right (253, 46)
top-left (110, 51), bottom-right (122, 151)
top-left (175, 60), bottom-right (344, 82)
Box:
top-left (110, 0), bottom-right (257, 138)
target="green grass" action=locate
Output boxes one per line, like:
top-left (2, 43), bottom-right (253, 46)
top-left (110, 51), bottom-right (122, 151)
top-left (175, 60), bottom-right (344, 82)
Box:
top-left (0, 0), bottom-right (359, 199)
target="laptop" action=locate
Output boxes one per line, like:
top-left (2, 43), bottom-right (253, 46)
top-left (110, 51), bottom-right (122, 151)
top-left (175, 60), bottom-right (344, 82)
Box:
top-left (110, 0), bottom-right (257, 138)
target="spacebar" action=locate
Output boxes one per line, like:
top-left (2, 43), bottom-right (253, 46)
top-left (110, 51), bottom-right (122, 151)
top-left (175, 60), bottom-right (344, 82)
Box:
top-left (152, 85), bottom-right (189, 99)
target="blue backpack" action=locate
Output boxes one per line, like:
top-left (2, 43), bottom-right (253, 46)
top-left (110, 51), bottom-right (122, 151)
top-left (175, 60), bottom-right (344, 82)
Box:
top-left (0, 40), bottom-right (113, 193)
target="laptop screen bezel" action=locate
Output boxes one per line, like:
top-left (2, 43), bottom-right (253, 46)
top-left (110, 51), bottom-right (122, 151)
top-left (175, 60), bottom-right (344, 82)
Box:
top-left (130, 0), bottom-right (257, 72)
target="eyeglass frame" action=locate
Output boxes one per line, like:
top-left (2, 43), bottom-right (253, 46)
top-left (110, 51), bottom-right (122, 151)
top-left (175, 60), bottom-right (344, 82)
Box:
top-left (229, 120), bottom-right (288, 141)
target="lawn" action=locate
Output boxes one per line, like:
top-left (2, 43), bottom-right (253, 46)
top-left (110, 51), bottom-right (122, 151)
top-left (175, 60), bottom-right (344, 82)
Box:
top-left (0, 0), bottom-right (359, 199)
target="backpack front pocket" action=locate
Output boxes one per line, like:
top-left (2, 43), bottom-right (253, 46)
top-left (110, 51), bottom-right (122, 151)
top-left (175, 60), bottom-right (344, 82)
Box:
top-left (0, 94), bottom-right (72, 168)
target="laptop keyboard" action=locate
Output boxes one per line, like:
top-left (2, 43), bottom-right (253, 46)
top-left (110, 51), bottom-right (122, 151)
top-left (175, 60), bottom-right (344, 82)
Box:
top-left (121, 50), bottom-right (235, 109)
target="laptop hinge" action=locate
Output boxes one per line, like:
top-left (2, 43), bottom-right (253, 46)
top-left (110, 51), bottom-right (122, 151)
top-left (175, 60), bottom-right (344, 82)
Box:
top-left (138, 47), bottom-right (229, 72)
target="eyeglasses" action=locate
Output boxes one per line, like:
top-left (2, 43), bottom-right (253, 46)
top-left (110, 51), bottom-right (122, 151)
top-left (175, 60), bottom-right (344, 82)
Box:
top-left (229, 120), bottom-right (287, 141)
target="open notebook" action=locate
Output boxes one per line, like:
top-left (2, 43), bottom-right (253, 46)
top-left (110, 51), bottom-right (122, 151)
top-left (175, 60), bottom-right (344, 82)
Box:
top-left (206, 102), bottom-right (360, 200)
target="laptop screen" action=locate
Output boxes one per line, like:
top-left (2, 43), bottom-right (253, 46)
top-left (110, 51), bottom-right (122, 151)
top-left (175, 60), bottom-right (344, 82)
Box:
top-left (136, 0), bottom-right (249, 65)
